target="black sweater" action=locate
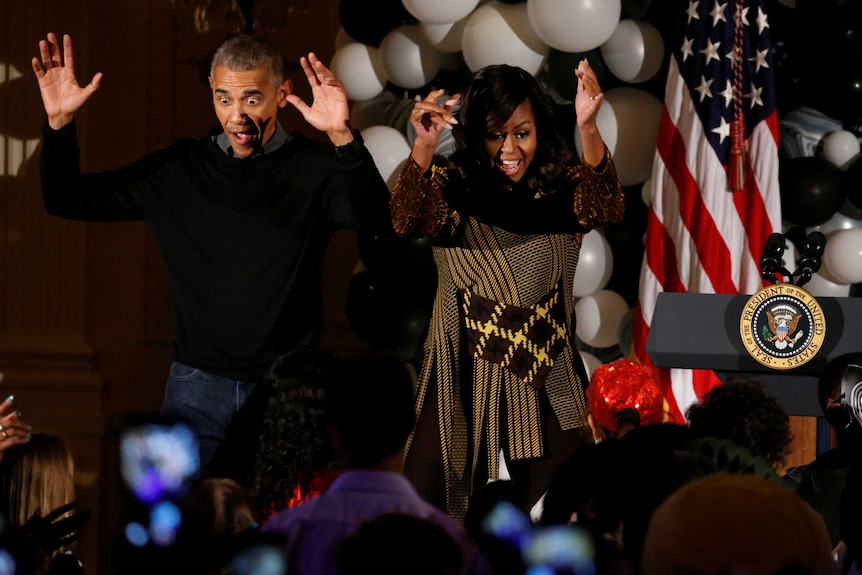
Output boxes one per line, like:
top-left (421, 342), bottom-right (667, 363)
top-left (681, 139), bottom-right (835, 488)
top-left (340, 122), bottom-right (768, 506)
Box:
top-left (40, 122), bottom-right (391, 381)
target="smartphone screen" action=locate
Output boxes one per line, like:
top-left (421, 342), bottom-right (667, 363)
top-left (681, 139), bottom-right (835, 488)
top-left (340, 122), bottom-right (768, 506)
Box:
top-left (120, 421), bottom-right (199, 505)
top-left (119, 421), bottom-right (199, 549)
top-left (523, 525), bottom-right (595, 575)
top-left (482, 501), bottom-right (596, 575)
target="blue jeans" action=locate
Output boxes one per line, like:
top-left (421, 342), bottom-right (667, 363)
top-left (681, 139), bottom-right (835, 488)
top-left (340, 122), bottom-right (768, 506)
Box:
top-left (161, 362), bottom-right (258, 476)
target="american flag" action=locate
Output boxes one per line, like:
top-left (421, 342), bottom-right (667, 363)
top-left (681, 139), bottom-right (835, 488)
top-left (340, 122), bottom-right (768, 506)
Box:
top-left (632, 0), bottom-right (782, 423)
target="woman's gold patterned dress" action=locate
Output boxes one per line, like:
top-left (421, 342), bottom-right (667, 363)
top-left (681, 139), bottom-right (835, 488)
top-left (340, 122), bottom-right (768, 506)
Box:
top-left (391, 150), bottom-right (624, 520)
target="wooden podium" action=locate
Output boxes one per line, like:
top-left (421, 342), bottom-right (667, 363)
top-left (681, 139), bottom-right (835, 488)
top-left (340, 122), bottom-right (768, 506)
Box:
top-left (645, 292), bottom-right (862, 453)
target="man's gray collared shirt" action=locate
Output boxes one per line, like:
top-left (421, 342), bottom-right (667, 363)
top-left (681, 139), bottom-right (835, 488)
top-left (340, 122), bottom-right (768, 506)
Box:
top-left (213, 121), bottom-right (290, 157)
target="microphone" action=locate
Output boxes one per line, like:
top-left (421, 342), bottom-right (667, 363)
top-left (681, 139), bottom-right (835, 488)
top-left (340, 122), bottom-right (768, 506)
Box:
top-left (759, 233), bottom-right (787, 284)
top-left (795, 231), bottom-right (826, 287)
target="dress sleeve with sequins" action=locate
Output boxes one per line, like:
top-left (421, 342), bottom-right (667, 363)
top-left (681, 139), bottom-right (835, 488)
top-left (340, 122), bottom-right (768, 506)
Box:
top-left (390, 149), bottom-right (624, 238)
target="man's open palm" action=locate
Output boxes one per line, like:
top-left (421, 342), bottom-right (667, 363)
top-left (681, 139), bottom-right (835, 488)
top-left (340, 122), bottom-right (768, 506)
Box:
top-left (31, 33), bottom-right (102, 129)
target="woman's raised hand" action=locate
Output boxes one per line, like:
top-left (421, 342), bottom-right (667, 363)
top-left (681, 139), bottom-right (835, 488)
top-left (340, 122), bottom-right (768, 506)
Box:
top-left (409, 89), bottom-right (460, 171)
top-left (574, 59), bottom-right (607, 167)
top-left (574, 59), bottom-right (603, 129)
top-left (0, 395), bottom-right (31, 460)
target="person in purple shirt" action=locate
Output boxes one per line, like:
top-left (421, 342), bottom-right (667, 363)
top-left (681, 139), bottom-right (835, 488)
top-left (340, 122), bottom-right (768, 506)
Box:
top-left (262, 354), bottom-right (489, 575)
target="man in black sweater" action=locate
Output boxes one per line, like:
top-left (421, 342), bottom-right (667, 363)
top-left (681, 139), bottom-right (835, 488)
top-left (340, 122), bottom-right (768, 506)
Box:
top-left (31, 33), bottom-right (390, 474)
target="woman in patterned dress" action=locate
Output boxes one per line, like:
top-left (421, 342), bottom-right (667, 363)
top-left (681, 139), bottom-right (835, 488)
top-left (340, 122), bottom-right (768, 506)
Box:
top-left (390, 60), bottom-right (624, 521)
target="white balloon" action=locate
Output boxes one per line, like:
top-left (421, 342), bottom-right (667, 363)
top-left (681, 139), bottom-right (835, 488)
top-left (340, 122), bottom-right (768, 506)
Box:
top-left (573, 229), bottom-right (614, 297)
top-left (806, 210), bottom-right (862, 238)
top-left (349, 91), bottom-right (401, 131)
top-left (821, 228), bottom-right (862, 285)
top-left (778, 107), bottom-right (843, 160)
top-left (575, 289), bottom-right (630, 348)
top-left (641, 173), bottom-right (654, 206)
top-left (576, 87), bottom-right (662, 186)
top-left (803, 272), bottom-right (851, 298)
top-left (579, 351), bottom-right (603, 379)
top-left (462, 1), bottom-right (550, 75)
top-left (380, 25), bottom-right (444, 89)
top-left (402, 0), bottom-right (480, 24)
top-left (360, 126), bottom-right (412, 185)
top-left (331, 43), bottom-right (388, 102)
top-left (821, 130), bottom-right (861, 170)
top-left (420, 19), bottom-right (468, 53)
top-left (600, 19), bottom-right (665, 84)
top-left (527, 0), bottom-right (622, 53)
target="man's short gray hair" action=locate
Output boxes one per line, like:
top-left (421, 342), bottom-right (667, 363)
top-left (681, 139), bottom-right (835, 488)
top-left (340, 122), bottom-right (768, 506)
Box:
top-left (210, 35), bottom-right (285, 87)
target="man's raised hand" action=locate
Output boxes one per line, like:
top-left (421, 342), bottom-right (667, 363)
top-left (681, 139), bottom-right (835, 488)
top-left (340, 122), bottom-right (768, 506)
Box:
top-left (31, 33), bottom-right (102, 130)
top-left (286, 52), bottom-right (353, 146)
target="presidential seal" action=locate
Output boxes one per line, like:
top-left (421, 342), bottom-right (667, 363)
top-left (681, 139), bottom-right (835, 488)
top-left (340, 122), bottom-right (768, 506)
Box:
top-left (739, 284), bottom-right (826, 370)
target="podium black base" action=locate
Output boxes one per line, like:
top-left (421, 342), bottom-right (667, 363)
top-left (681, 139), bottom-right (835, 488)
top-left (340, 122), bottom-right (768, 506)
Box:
top-left (646, 291), bottom-right (862, 455)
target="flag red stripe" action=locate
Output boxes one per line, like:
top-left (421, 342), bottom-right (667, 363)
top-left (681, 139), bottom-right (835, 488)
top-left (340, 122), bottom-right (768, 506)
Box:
top-left (644, 208), bottom-right (687, 294)
top-left (655, 106), bottom-right (738, 294)
top-left (735, 111), bottom-right (781, 290)
top-left (691, 369), bottom-right (723, 401)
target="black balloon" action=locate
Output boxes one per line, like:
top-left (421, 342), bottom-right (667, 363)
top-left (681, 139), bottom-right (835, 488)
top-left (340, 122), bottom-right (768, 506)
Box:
top-left (845, 114), bottom-right (862, 142)
top-left (542, 49), bottom-right (611, 103)
top-left (797, 0), bottom-right (861, 17)
top-left (373, 300), bottom-right (431, 364)
top-left (779, 156), bottom-right (847, 227)
top-left (344, 271), bottom-right (386, 342)
top-left (339, 0), bottom-right (413, 47)
top-left (344, 270), bottom-right (432, 363)
top-left (792, 0), bottom-right (862, 122)
top-left (766, 0), bottom-right (805, 115)
top-left (844, 156), bottom-right (862, 211)
top-left (604, 185), bottom-right (648, 307)
top-left (837, 74), bottom-right (862, 122)
top-left (782, 225), bottom-right (807, 264)
top-left (358, 232), bottom-right (435, 280)
top-left (621, 0), bottom-right (652, 19)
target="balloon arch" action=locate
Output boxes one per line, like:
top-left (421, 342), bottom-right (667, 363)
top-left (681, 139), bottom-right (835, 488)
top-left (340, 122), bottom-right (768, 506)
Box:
top-left (337, 0), bottom-right (862, 372)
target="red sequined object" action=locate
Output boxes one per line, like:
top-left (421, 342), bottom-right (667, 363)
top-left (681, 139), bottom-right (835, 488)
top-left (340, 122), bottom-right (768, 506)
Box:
top-left (587, 358), bottom-right (664, 432)
top-left (284, 468), bottom-right (341, 510)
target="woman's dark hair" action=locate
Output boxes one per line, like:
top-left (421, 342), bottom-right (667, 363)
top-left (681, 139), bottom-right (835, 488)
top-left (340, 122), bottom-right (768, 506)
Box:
top-left (252, 349), bottom-right (340, 516)
top-left (686, 379), bottom-right (793, 468)
top-left (450, 64), bottom-right (576, 193)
